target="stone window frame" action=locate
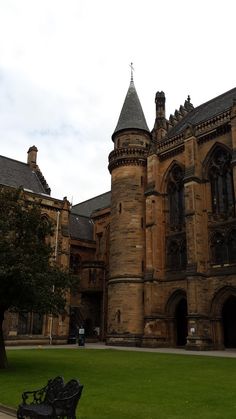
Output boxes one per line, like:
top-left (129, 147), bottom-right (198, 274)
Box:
top-left (166, 164), bottom-right (185, 231)
top-left (166, 236), bottom-right (187, 271)
top-left (17, 311), bottom-right (44, 335)
top-left (210, 228), bottom-right (236, 265)
top-left (207, 146), bottom-right (235, 219)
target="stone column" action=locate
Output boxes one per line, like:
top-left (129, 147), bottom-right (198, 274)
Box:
top-left (142, 152), bottom-right (166, 347)
top-left (184, 125), bottom-right (211, 350)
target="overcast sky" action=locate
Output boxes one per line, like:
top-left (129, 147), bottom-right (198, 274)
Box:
top-left (0, 0), bottom-right (235, 204)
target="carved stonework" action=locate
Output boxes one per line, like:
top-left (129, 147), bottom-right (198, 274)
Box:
top-left (108, 147), bottom-right (148, 172)
top-left (184, 124), bottom-right (195, 139)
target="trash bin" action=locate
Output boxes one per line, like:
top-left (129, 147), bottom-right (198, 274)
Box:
top-left (78, 327), bottom-right (85, 346)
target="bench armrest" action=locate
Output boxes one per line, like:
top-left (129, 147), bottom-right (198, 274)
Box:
top-left (22, 386), bottom-right (47, 404)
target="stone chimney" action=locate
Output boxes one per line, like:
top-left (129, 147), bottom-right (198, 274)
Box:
top-left (155, 91), bottom-right (166, 119)
top-left (153, 91), bottom-right (167, 140)
top-left (27, 145), bottom-right (38, 169)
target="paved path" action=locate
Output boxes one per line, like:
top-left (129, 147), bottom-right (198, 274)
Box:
top-left (1, 342), bottom-right (236, 417)
top-left (0, 406), bottom-right (15, 419)
top-left (5, 341), bottom-right (236, 357)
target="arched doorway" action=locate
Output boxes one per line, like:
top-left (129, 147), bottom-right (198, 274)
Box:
top-left (175, 298), bottom-right (188, 346)
top-left (222, 296), bottom-right (236, 348)
top-left (166, 290), bottom-right (188, 347)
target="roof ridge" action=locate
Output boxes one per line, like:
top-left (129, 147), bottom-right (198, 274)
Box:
top-left (165, 87), bottom-right (236, 139)
top-left (73, 190), bottom-right (111, 207)
top-left (190, 87), bottom-right (236, 114)
top-left (0, 154), bottom-right (28, 166)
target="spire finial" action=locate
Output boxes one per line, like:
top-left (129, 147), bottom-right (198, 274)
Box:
top-left (130, 62), bottom-right (134, 83)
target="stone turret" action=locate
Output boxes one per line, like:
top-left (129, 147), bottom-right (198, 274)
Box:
top-left (107, 72), bottom-right (151, 346)
top-left (111, 74), bottom-right (150, 149)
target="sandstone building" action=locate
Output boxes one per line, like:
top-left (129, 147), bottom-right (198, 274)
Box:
top-left (73, 79), bottom-right (236, 351)
top-left (1, 146), bottom-right (71, 344)
top-left (1, 79), bottom-right (236, 350)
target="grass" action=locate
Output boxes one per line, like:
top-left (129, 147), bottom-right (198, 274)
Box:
top-left (1, 348), bottom-right (236, 418)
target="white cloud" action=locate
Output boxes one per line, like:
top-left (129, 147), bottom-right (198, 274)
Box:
top-left (0, 0), bottom-right (235, 203)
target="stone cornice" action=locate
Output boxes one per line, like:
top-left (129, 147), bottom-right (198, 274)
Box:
top-left (108, 147), bottom-right (147, 172)
top-left (156, 111), bottom-right (231, 159)
top-left (157, 134), bottom-right (183, 154)
top-left (108, 276), bottom-right (143, 285)
top-left (195, 110), bottom-right (231, 137)
top-left (197, 123), bottom-right (231, 144)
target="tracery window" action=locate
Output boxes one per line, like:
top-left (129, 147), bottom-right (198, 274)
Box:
top-left (167, 238), bottom-right (187, 270)
top-left (208, 148), bottom-right (235, 218)
top-left (17, 312), bottom-right (43, 335)
top-left (167, 241), bottom-right (179, 270)
top-left (210, 229), bottom-right (236, 265)
top-left (167, 165), bottom-right (185, 229)
top-left (211, 232), bottom-right (227, 264)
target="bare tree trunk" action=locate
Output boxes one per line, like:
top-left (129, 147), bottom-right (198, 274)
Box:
top-left (0, 309), bottom-right (8, 369)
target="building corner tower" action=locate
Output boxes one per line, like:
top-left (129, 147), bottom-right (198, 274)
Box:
top-left (107, 71), bottom-right (151, 346)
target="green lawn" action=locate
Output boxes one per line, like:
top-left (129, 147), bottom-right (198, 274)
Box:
top-left (1, 348), bottom-right (236, 419)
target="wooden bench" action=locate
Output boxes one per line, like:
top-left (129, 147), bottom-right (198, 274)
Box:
top-left (17, 376), bottom-right (83, 419)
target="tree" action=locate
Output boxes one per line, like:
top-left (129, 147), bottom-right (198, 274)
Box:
top-left (0, 187), bottom-right (75, 368)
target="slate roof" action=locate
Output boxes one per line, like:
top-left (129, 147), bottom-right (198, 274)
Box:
top-left (72, 191), bottom-right (111, 217)
top-left (69, 212), bottom-right (94, 241)
top-left (167, 87), bottom-right (236, 138)
top-left (0, 155), bottom-right (49, 194)
top-left (112, 80), bottom-right (150, 139)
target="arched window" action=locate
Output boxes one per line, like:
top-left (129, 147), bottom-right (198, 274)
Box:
top-left (37, 215), bottom-right (51, 242)
top-left (167, 238), bottom-right (186, 270)
top-left (208, 148), bottom-right (235, 218)
top-left (17, 312), bottom-right (43, 335)
top-left (211, 232), bottom-right (227, 264)
top-left (167, 165), bottom-right (185, 229)
top-left (167, 241), bottom-right (179, 270)
top-left (210, 229), bottom-right (236, 265)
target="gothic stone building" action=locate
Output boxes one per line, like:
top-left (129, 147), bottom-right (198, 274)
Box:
top-left (1, 146), bottom-right (71, 344)
top-left (2, 81), bottom-right (236, 350)
top-left (73, 81), bottom-right (236, 350)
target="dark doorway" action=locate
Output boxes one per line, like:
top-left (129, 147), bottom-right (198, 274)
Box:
top-left (80, 292), bottom-right (102, 338)
top-left (68, 307), bottom-right (84, 343)
top-left (222, 296), bottom-right (236, 348)
top-left (175, 298), bottom-right (188, 346)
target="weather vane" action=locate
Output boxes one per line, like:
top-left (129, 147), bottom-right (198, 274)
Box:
top-left (130, 62), bottom-right (134, 82)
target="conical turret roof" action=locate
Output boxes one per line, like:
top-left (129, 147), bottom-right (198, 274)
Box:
top-left (112, 79), bottom-right (150, 140)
